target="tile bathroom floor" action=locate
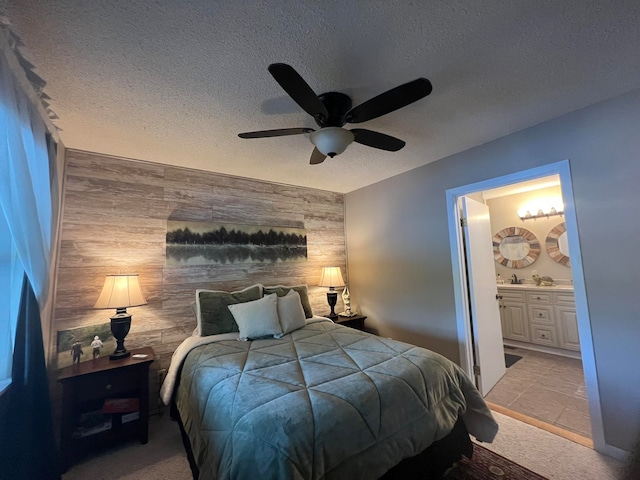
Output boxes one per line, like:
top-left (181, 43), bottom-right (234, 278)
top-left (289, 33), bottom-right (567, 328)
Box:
top-left (485, 346), bottom-right (592, 439)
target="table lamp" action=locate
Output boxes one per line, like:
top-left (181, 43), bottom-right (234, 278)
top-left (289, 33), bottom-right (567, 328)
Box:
top-left (94, 274), bottom-right (147, 360)
top-left (319, 267), bottom-right (345, 319)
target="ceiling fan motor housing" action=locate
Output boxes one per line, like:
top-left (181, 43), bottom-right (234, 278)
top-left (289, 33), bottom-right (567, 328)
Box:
top-left (316, 92), bottom-right (353, 127)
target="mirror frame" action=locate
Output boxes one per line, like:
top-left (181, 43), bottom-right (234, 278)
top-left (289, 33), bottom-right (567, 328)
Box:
top-left (546, 222), bottom-right (571, 267)
top-left (492, 226), bottom-right (540, 268)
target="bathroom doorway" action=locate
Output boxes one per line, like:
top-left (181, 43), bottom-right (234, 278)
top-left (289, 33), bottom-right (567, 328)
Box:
top-left (481, 176), bottom-right (591, 445)
top-left (446, 160), bottom-right (606, 453)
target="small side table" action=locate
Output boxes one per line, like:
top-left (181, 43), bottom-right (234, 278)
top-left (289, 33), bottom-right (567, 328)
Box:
top-left (57, 346), bottom-right (154, 470)
top-left (331, 313), bottom-right (367, 331)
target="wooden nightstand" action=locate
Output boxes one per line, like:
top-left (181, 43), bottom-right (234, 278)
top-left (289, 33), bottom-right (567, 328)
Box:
top-left (57, 347), bottom-right (154, 470)
top-left (332, 313), bottom-right (367, 331)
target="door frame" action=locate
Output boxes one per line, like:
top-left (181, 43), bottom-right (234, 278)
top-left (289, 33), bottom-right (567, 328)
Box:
top-left (445, 160), bottom-right (606, 453)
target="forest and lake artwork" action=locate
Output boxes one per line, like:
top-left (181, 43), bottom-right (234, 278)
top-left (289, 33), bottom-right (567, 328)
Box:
top-left (166, 221), bottom-right (307, 266)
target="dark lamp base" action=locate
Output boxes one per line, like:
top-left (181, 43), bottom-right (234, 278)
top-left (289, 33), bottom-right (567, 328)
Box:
top-left (326, 290), bottom-right (338, 319)
top-left (110, 350), bottom-right (131, 360)
top-left (110, 312), bottom-right (132, 361)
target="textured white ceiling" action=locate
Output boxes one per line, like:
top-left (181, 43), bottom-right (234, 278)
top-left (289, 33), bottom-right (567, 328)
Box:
top-left (6, 1), bottom-right (640, 193)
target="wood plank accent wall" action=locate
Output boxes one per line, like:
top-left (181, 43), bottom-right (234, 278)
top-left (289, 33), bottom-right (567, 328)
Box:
top-left (52, 149), bottom-right (346, 404)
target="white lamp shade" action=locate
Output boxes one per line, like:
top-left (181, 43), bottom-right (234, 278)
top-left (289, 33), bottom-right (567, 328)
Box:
top-left (318, 267), bottom-right (345, 288)
top-left (94, 274), bottom-right (147, 309)
top-left (310, 127), bottom-right (355, 157)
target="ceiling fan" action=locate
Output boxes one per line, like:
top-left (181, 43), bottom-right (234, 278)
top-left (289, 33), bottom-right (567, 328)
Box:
top-left (238, 63), bottom-right (432, 164)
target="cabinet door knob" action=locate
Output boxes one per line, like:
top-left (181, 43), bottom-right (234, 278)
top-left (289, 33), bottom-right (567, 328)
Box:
top-left (106, 384), bottom-right (112, 390)
top-left (496, 294), bottom-right (503, 300)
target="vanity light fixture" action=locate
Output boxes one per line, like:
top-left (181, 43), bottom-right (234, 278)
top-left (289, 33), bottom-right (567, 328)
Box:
top-left (518, 205), bottom-right (564, 221)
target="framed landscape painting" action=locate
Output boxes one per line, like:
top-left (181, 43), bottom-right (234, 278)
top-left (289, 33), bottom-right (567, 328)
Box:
top-left (166, 221), bottom-right (307, 266)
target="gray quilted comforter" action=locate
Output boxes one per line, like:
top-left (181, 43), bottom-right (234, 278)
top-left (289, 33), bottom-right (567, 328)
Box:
top-left (170, 321), bottom-right (498, 480)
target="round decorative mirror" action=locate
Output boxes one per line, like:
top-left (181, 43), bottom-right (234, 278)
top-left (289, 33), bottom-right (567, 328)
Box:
top-left (492, 227), bottom-right (540, 268)
top-left (546, 222), bottom-right (570, 266)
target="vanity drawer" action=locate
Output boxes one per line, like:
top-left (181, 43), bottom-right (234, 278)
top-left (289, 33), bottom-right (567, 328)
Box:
top-left (527, 292), bottom-right (552, 304)
top-left (554, 292), bottom-right (575, 304)
top-left (530, 324), bottom-right (558, 347)
top-left (498, 290), bottom-right (526, 302)
top-left (528, 305), bottom-right (555, 325)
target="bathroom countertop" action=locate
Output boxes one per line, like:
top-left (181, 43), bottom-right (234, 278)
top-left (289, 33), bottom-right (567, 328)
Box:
top-left (497, 283), bottom-right (574, 292)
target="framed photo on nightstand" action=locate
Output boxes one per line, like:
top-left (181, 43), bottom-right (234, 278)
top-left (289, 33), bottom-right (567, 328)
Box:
top-left (56, 323), bottom-right (116, 368)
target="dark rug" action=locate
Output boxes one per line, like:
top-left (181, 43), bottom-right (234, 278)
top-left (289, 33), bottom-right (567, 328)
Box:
top-left (447, 444), bottom-right (548, 479)
top-left (505, 353), bottom-right (522, 368)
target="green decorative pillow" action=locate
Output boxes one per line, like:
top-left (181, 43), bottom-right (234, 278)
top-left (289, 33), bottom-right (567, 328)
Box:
top-left (196, 284), bottom-right (263, 336)
top-left (263, 284), bottom-right (313, 318)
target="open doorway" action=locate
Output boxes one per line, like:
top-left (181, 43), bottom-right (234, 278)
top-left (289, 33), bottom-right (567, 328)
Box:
top-left (446, 160), bottom-right (606, 453)
top-left (482, 176), bottom-right (592, 445)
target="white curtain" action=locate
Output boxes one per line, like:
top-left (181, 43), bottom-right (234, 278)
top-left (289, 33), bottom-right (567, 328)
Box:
top-left (0, 35), bottom-right (53, 386)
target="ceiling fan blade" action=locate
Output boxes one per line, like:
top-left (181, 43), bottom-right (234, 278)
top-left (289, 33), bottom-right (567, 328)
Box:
top-left (238, 128), bottom-right (314, 139)
top-left (346, 78), bottom-right (432, 124)
top-left (309, 147), bottom-right (327, 165)
top-left (268, 63), bottom-right (329, 122)
top-left (351, 129), bottom-right (406, 151)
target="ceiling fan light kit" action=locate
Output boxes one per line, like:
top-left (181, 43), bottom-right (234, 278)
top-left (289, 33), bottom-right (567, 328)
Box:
top-left (310, 127), bottom-right (354, 158)
top-left (238, 63), bottom-right (432, 164)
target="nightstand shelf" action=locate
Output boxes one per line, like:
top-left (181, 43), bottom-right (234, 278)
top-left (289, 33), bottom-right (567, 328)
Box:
top-left (57, 347), bottom-right (154, 470)
top-left (331, 313), bottom-right (367, 331)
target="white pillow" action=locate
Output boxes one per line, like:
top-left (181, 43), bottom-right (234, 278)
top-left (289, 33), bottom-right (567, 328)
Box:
top-left (277, 290), bottom-right (307, 335)
top-left (228, 294), bottom-right (283, 341)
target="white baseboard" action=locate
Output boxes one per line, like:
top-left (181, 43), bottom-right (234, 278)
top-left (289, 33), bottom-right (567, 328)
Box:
top-left (602, 443), bottom-right (630, 462)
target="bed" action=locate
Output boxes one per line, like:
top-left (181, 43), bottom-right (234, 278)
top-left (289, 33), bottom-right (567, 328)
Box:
top-left (160, 285), bottom-right (498, 480)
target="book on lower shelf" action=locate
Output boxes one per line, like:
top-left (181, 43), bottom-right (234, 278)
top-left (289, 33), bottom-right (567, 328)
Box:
top-left (73, 410), bottom-right (112, 438)
top-left (121, 411), bottom-right (140, 424)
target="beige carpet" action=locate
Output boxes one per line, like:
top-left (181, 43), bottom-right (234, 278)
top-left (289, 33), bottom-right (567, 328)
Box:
top-left (477, 411), bottom-right (623, 480)
top-left (62, 411), bottom-right (627, 480)
top-left (61, 413), bottom-right (191, 480)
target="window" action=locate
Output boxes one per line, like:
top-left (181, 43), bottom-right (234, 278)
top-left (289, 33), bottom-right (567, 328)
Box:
top-left (0, 213), bottom-right (23, 393)
top-left (0, 42), bottom-right (54, 393)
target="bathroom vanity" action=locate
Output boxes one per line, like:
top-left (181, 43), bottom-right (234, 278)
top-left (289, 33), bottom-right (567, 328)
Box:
top-left (497, 284), bottom-right (579, 353)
